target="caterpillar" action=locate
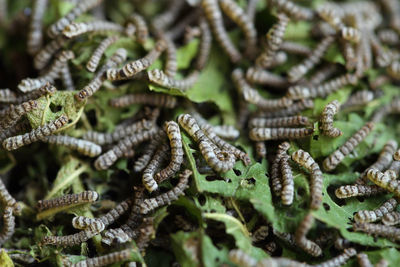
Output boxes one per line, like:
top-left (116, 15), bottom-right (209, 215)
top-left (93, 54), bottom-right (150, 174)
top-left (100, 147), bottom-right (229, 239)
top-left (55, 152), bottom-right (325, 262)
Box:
top-left (219, 0), bottom-right (257, 57)
top-left (269, 0), bottom-right (315, 21)
top-left (109, 93), bottom-right (177, 108)
top-left (287, 73), bottom-right (358, 99)
top-left (288, 35), bottom-right (335, 83)
top-left (128, 13), bottom-right (148, 44)
top-left (255, 142), bottom-right (267, 159)
top-left (357, 253), bottom-right (373, 267)
top-left (258, 258), bottom-right (309, 267)
top-left (382, 211), bottom-right (400, 226)
top-left (142, 143), bottom-right (170, 192)
top-left (155, 121), bottom-right (184, 183)
top-left (1, 249), bottom-right (35, 264)
top-left (341, 40), bottom-right (357, 71)
top-left (94, 128), bottom-right (157, 170)
top-left (0, 207), bottom-right (15, 245)
top-left (47, 0), bottom-right (104, 38)
top-left (139, 169), bottom-right (191, 214)
top-left (335, 184), bottom-right (386, 199)
top-left (280, 41), bottom-right (312, 56)
top-left (367, 169), bottom-right (400, 197)
top-left (256, 99), bottom-right (314, 118)
top-left (135, 217), bottom-right (155, 250)
top-left (264, 242), bottom-right (277, 255)
top-left (162, 35), bottom-right (178, 78)
top-left (248, 116), bottom-right (310, 128)
top-left (33, 35), bottom-right (69, 70)
top-left (72, 216), bottom-right (97, 230)
top-left (320, 100), bottom-right (342, 137)
top-left (195, 17), bottom-right (212, 70)
top-left (13, 82), bottom-right (56, 104)
top-left (228, 249), bottom-right (257, 267)
top-left (201, 0), bottom-right (242, 63)
top-left (0, 89), bottom-right (17, 103)
top-left (212, 125), bottom-right (239, 140)
top-left (307, 64), bottom-right (339, 86)
top-left (369, 34), bottom-right (392, 68)
top-left (334, 237), bottom-right (352, 250)
top-left (371, 98), bottom-right (400, 123)
top-left (27, 0), bottom-right (47, 55)
top-left (295, 213), bottom-right (322, 257)
top-left (71, 248), bottom-right (133, 267)
top-left (83, 119), bottom-right (154, 145)
top-left (63, 20), bottom-right (124, 38)
top-left (0, 120), bottom-right (31, 144)
top-left (270, 142), bottom-right (290, 197)
top-left (280, 154), bottom-right (294, 205)
top-left (134, 130), bottom-right (167, 172)
top-left (86, 35), bottom-right (119, 72)
top-left (354, 198), bottom-right (398, 223)
top-left (313, 248), bottom-right (357, 267)
top-left (98, 198), bottom-right (132, 228)
top-left (323, 122), bottom-right (374, 172)
top-left (245, 67), bottom-right (288, 88)
top-left (353, 222), bottom-right (400, 241)
top-left (256, 13), bottom-right (289, 68)
top-left (0, 178), bottom-right (21, 214)
top-left (0, 100), bottom-right (38, 131)
top-left (341, 90), bottom-right (375, 109)
top-left (147, 69), bottom-right (199, 91)
top-left (341, 27), bottom-right (360, 43)
top-left (3, 115), bottom-right (69, 151)
top-left (291, 149), bottom-right (323, 210)
top-left (249, 127), bottom-right (313, 141)
top-left (41, 135), bottom-right (102, 157)
top-left (37, 190), bottom-right (99, 211)
top-left (59, 63), bottom-right (75, 91)
top-left (152, 0), bottom-right (185, 31)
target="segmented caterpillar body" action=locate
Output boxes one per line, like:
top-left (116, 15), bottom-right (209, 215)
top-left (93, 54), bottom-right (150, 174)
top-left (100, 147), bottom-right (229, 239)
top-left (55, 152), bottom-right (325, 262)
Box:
top-left (382, 211), bottom-right (400, 226)
top-left (323, 122), bottom-right (374, 171)
top-left (341, 90), bottom-right (374, 109)
top-left (269, 0), bottom-right (315, 21)
top-left (98, 198), bottom-right (132, 228)
top-left (320, 100), bottom-right (342, 137)
top-left (163, 35), bottom-right (177, 77)
top-left (270, 142), bottom-right (290, 197)
top-left (295, 213), bottom-right (322, 257)
top-left (143, 143), bottom-right (170, 192)
top-left (0, 207), bottom-right (15, 245)
top-left (308, 64), bottom-right (339, 85)
top-left (0, 178), bottom-right (20, 214)
top-left (86, 35), bottom-right (119, 72)
top-left (353, 222), bottom-right (400, 241)
top-left (256, 99), bottom-right (314, 118)
top-left (354, 198), bottom-right (398, 223)
top-left (147, 69), bottom-right (199, 91)
top-left (129, 13), bottom-right (148, 44)
top-left (109, 93), bottom-right (177, 108)
top-left (357, 253), bottom-right (373, 267)
top-left (41, 135), bottom-right (102, 157)
top-left (37, 191), bottom-right (98, 211)
top-left (0, 120), bottom-right (31, 143)
top-left (335, 184), bottom-right (385, 199)
top-left (13, 82), bottom-right (56, 104)
top-left (281, 154), bottom-right (294, 205)
top-left (0, 89), bottom-right (17, 103)
top-left (249, 116), bottom-right (309, 128)
top-left (27, 0), bottom-right (48, 54)
top-left (378, 29), bottom-right (399, 45)
top-left (367, 169), bottom-right (400, 197)
top-left (134, 130), bottom-right (167, 172)
top-left (3, 115), bottom-right (69, 151)
top-left (246, 67), bottom-right (288, 87)
top-left (313, 248), bottom-right (357, 267)
top-left (63, 21), bottom-right (124, 38)
top-left (195, 18), bottom-right (212, 70)
top-left (72, 216), bottom-right (97, 230)
top-left (0, 100), bottom-right (38, 131)
top-left (281, 41), bottom-right (312, 56)
top-left (249, 127), bottom-right (313, 141)
top-left (228, 249), bottom-right (257, 267)
top-left (255, 142), bottom-right (267, 159)
top-left (212, 125), bottom-right (239, 140)
top-left (33, 35), bottom-right (68, 70)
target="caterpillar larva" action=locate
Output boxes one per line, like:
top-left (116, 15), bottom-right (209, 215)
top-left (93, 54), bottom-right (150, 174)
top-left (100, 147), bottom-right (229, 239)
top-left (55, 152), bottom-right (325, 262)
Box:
top-left (212, 125), bottom-right (239, 140)
top-left (313, 248), bottom-right (357, 267)
top-left (269, 0), bottom-right (315, 21)
top-left (341, 27), bottom-right (360, 43)
top-left (382, 211), bottom-right (400, 226)
top-left (256, 13), bottom-right (289, 68)
top-left (219, 0), bottom-right (257, 57)
top-left (1, 249), bottom-right (35, 264)
top-left (13, 82), bottom-right (56, 104)
top-left (139, 169), bottom-right (191, 214)
top-left (270, 142), bottom-right (290, 197)
top-left (341, 90), bottom-right (374, 109)
top-left (142, 143), bottom-right (170, 192)
top-left (0, 89), bottom-right (17, 103)
top-left (378, 29), bottom-right (399, 45)
top-left (147, 69), bottom-right (199, 91)
top-left (60, 63), bottom-right (75, 91)
top-left (128, 13), bottom-right (148, 44)
top-left (195, 17), bottom-right (212, 70)
top-left (86, 35), bottom-right (119, 72)
top-left (249, 127), bottom-right (313, 141)
top-left (0, 120), bottom-right (31, 144)
top-left (0, 177), bottom-right (21, 214)
top-left (201, 0), bottom-right (242, 63)
top-left (37, 191), bottom-right (98, 211)
top-left (354, 198), bottom-right (398, 223)
top-left (98, 198), bottom-right (132, 228)
top-left (295, 213), bottom-right (322, 257)
top-left (155, 121), bottom-right (184, 183)
top-left (72, 216), bottom-right (97, 230)
top-left (323, 122), bottom-right (374, 172)
top-left (3, 115), bottom-right (69, 151)
top-left (41, 135), bottom-right (102, 157)
top-left (102, 228), bottom-right (131, 245)
top-left (353, 222), bottom-right (400, 241)
top-left (255, 142), bottom-right (267, 159)
top-left (256, 99), bottom-right (314, 118)
top-left (258, 258), bottom-right (309, 267)
top-left (27, 0), bottom-right (48, 54)
top-left (249, 116), bottom-right (309, 128)
top-left (320, 100), bottom-right (342, 137)
top-left (63, 20), bottom-right (124, 38)
top-left (357, 253), bottom-right (373, 267)
top-left (162, 35), bottom-right (178, 78)
top-left (33, 35), bottom-right (68, 70)
top-left (228, 249), bottom-right (257, 267)
top-left (291, 149), bottom-right (323, 210)
top-left (280, 154), bottom-right (294, 205)
top-left (367, 169), bottom-right (400, 197)
top-left (335, 184), bottom-right (386, 199)
top-left (334, 237), bottom-right (351, 250)
top-left (109, 93), bottom-right (177, 108)
top-left (0, 100), bottom-right (38, 131)
top-left (0, 207), bottom-right (15, 245)
top-left (245, 67), bottom-right (288, 88)
top-left (134, 130), bottom-right (167, 172)
top-left (152, 0), bottom-right (185, 31)
top-left (280, 41), bottom-right (312, 56)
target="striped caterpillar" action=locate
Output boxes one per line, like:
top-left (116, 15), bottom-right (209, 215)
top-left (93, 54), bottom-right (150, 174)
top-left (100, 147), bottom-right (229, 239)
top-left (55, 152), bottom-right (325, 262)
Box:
top-left (357, 253), bottom-right (373, 267)
top-left (249, 127), bottom-right (313, 141)
top-left (109, 93), bottom-right (177, 108)
top-left (0, 207), bottom-right (15, 245)
top-left (341, 90), bottom-right (375, 109)
top-left (354, 198), bottom-right (398, 223)
top-left (270, 142), bottom-right (290, 197)
top-left (353, 222), bottom-right (400, 241)
top-left (313, 248), bottom-right (357, 267)
top-left (37, 191), bottom-right (98, 211)
top-left (0, 100), bottom-right (38, 131)
top-left (41, 135), bottom-right (102, 157)
top-left (63, 21), bottom-right (125, 38)
top-left (320, 100), bottom-right (342, 137)
top-left (142, 144), bottom-right (170, 193)
top-left (245, 67), bottom-right (288, 87)
top-left (307, 64), bottom-right (339, 85)
top-left (335, 184), bottom-right (385, 199)
top-left (382, 211), bottom-right (400, 226)
top-left (71, 248), bottom-right (133, 267)
top-left (195, 17), bottom-right (212, 70)
top-left (128, 13), bottom-right (148, 45)
top-left (280, 153), bottom-right (294, 205)
top-left (367, 169), bottom-right (400, 197)
top-left (147, 69), bottom-right (199, 91)
top-left (249, 116), bottom-right (309, 128)
top-left (27, 0), bottom-right (47, 54)
top-left (134, 130), bottom-right (167, 172)
top-left (0, 89), bottom-right (17, 103)
top-left (269, 0), bottom-right (315, 21)
top-left (295, 213), bottom-right (322, 257)
top-left (256, 99), bottom-right (314, 118)
top-left (0, 178), bottom-right (21, 214)
top-left (86, 35), bottom-right (119, 72)
top-left (228, 249), bottom-right (257, 267)
top-left (33, 35), bottom-right (69, 70)
top-left (280, 41), bottom-right (311, 56)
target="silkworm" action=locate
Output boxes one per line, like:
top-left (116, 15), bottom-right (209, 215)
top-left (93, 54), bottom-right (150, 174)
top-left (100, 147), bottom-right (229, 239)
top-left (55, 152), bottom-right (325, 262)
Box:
top-left (37, 191), bottom-right (98, 211)
top-left (291, 149), bottom-right (323, 210)
top-left (83, 119), bottom-right (154, 145)
top-left (42, 220), bottom-right (105, 246)
top-left (47, 0), bottom-right (104, 38)
top-left (2, 249), bottom-right (35, 264)
top-left (195, 17), bottom-right (212, 70)
top-left (354, 198), bottom-right (398, 223)
top-left (3, 115), bottom-right (69, 151)
top-left (269, 0), bottom-right (315, 20)
top-left (382, 0), bottom-right (400, 32)
top-left (320, 100), bottom-right (342, 137)
top-left (357, 253), bottom-right (373, 267)
top-left (98, 198), bottom-right (132, 228)
top-left (0, 207), bottom-right (15, 245)
top-left (94, 128), bottom-right (157, 170)
top-left (0, 100), bottom-right (38, 131)
top-left (152, 0), bottom-right (185, 31)
top-left (394, 149), bottom-right (400, 161)
top-left (378, 29), bottom-right (399, 45)
top-left (41, 135), bottom-right (102, 157)
top-left (249, 116), bottom-right (309, 128)
top-left (86, 35), bottom-right (119, 72)
top-left (255, 142), bottom-right (266, 159)
top-left (288, 35), bottom-right (335, 83)
top-left (212, 125), bottom-right (239, 140)
top-left (139, 169), bottom-right (191, 214)
top-left (13, 82), bottom-right (56, 104)
top-left (313, 248), bottom-right (357, 267)
top-left (367, 169), bottom-right (400, 197)
top-left (129, 13), bottom-right (148, 44)
top-left (323, 122), bottom-right (374, 172)
top-left (60, 63), bottom-right (75, 91)
top-left (341, 90), bottom-right (374, 109)
top-left (109, 93), bottom-right (177, 108)
top-left (27, 0), bottom-right (47, 54)
top-left (147, 69), bottom-right (199, 91)
top-left (287, 73), bottom-right (358, 99)
top-left (334, 237), bottom-right (351, 250)
top-left (178, 114), bottom-right (236, 173)
top-left (63, 20), bottom-right (124, 38)
top-left (102, 228), bottom-right (131, 245)
top-left (219, 0), bottom-right (257, 57)
top-left (249, 127), bottom-right (313, 141)
top-left (388, 159), bottom-right (400, 177)
top-left (162, 35), bottom-right (177, 78)
top-left (245, 67), bottom-right (288, 88)
top-left (382, 211), bottom-right (400, 226)
top-left (0, 89), bottom-right (17, 103)
top-left (256, 99), bottom-right (314, 118)
top-left (280, 41), bottom-right (312, 56)
top-left (228, 249), bottom-right (257, 267)
top-left (201, 0), bottom-right (242, 63)
top-left (155, 121), bottom-right (183, 183)
top-left (335, 184), bottom-right (386, 199)
top-left (281, 154), bottom-right (294, 205)
top-left (33, 35), bottom-right (69, 70)
top-left (72, 216), bottom-right (97, 230)
top-left (307, 64), bottom-right (339, 86)
top-left (0, 120), bottom-right (31, 143)
top-left (341, 40), bottom-right (357, 71)
top-left (341, 27), bottom-right (360, 42)
top-left (256, 14), bottom-right (289, 68)
top-left (272, 228), bottom-right (296, 246)
top-left (270, 142), bottom-right (290, 197)
top-left (0, 178), bottom-right (20, 214)
top-left (232, 69), bottom-right (292, 110)
top-left (371, 98), bottom-right (400, 123)
top-left (76, 48), bottom-right (127, 100)
top-left (370, 34), bottom-right (392, 68)
top-left (134, 130), bottom-right (167, 172)
top-left (106, 39), bottom-right (166, 80)
top-left (295, 213), bottom-right (322, 257)
top-left (353, 222), bottom-right (400, 241)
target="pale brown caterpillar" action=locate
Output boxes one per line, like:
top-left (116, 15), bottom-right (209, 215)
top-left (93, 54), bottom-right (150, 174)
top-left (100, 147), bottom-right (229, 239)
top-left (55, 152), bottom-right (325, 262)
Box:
top-left (341, 90), bottom-right (374, 109)
top-left (195, 17), bottom-right (212, 70)
top-left (201, 0), bottom-right (242, 63)
top-left (134, 130), bottom-right (167, 172)
top-left (0, 100), bottom-right (38, 131)
top-left (323, 122), bottom-right (374, 172)
top-left (0, 178), bottom-right (21, 214)
top-left (128, 13), bottom-right (148, 44)
top-left (147, 69), bottom-right (199, 91)
top-left (37, 190), bottom-right (98, 211)
top-left (0, 89), bottom-right (17, 103)
top-left (269, 0), bottom-right (315, 21)
top-left (13, 82), bottom-right (56, 104)
top-left (33, 35), bottom-right (69, 70)
top-left (228, 249), bottom-right (257, 267)
top-left (320, 100), bottom-right (342, 137)
top-left (281, 154), bottom-right (294, 205)
top-left (291, 149), bottom-right (323, 210)
top-left (249, 127), bottom-right (313, 141)
top-left (27, 0), bottom-right (47, 54)
top-left (139, 169), bottom-right (191, 214)
top-left (256, 99), bottom-right (314, 118)
top-left (249, 116), bottom-right (309, 128)
top-left (270, 142), bottom-right (290, 197)
top-left (109, 93), bottom-right (177, 108)
top-left (280, 41), bottom-right (312, 56)
top-left (295, 213), bottom-right (322, 257)
top-left (0, 207), bottom-right (15, 245)
top-left (353, 222), bottom-right (400, 241)
top-left (313, 248), bottom-right (357, 267)
top-left (357, 253), bottom-right (373, 267)
top-left (41, 135), bottom-right (102, 157)
top-left (245, 67), bottom-right (288, 88)
top-left (72, 216), bottom-right (97, 230)
top-left (367, 169), bottom-right (400, 198)
top-left (3, 115), bottom-right (69, 151)
top-left (335, 184), bottom-right (385, 199)
top-left (382, 211), bottom-right (400, 226)
top-left (212, 125), bottom-right (239, 140)
top-left (86, 35), bottom-right (119, 72)
top-left (354, 198), bottom-right (398, 223)
top-left (63, 20), bottom-right (124, 38)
